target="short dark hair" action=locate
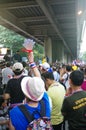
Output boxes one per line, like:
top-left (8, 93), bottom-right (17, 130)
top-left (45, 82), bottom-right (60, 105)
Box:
top-left (6, 62), bottom-right (11, 67)
top-left (13, 70), bottom-right (23, 75)
top-left (70, 70), bottom-right (84, 86)
top-left (66, 65), bottom-right (72, 72)
top-left (41, 72), bottom-right (54, 80)
top-left (22, 61), bottom-right (27, 68)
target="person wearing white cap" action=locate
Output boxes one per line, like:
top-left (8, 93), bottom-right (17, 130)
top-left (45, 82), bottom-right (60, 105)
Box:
top-left (8, 52), bottom-right (51, 130)
top-left (3, 62), bottom-right (26, 106)
top-left (41, 62), bottom-right (52, 74)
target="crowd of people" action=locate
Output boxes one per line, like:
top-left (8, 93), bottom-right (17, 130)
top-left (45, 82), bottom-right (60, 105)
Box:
top-left (0, 51), bottom-right (86, 130)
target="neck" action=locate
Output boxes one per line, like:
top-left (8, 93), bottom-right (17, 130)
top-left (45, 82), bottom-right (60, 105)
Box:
top-left (71, 86), bottom-right (82, 93)
top-left (28, 101), bottom-right (38, 107)
top-left (25, 98), bottom-right (38, 107)
top-left (49, 80), bottom-right (56, 85)
top-left (14, 73), bottom-right (22, 79)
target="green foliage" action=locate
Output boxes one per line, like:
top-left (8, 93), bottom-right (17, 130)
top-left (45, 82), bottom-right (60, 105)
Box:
top-left (0, 25), bottom-right (44, 61)
top-left (80, 51), bottom-right (86, 62)
top-left (34, 43), bottom-right (44, 61)
top-left (0, 25), bottom-right (24, 50)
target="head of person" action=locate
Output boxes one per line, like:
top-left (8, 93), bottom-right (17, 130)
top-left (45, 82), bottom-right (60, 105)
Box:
top-left (60, 64), bottom-right (66, 74)
top-left (6, 62), bottom-right (11, 67)
top-left (42, 72), bottom-right (54, 90)
top-left (41, 62), bottom-right (50, 72)
top-left (69, 70), bottom-right (84, 87)
top-left (66, 65), bottom-right (72, 72)
top-left (21, 77), bottom-right (45, 102)
top-left (22, 61), bottom-right (27, 68)
top-left (12, 62), bottom-right (23, 75)
top-left (52, 66), bottom-right (57, 71)
top-left (41, 62), bottom-right (52, 74)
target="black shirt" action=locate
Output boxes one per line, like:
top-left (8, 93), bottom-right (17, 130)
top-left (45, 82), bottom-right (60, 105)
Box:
top-left (61, 91), bottom-right (86, 130)
top-left (5, 76), bottom-right (25, 104)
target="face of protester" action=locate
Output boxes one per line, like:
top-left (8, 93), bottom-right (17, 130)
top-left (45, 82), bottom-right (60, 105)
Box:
top-left (60, 67), bottom-right (66, 75)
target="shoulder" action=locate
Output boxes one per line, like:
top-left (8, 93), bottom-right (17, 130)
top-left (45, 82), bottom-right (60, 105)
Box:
top-left (42, 92), bottom-right (50, 102)
top-left (8, 78), bottom-right (15, 83)
top-left (9, 106), bottom-right (21, 120)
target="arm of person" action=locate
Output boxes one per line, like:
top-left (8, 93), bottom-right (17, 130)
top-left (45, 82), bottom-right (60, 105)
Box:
top-left (3, 93), bottom-right (10, 100)
top-left (9, 120), bottom-right (15, 130)
top-left (28, 52), bottom-right (41, 77)
top-left (3, 93), bottom-right (10, 105)
top-left (0, 119), bottom-right (9, 125)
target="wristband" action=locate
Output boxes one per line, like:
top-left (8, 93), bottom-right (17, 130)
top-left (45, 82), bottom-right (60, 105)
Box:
top-left (29, 62), bottom-right (36, 68)
top-left (21, 48), bottom-right (33, 53)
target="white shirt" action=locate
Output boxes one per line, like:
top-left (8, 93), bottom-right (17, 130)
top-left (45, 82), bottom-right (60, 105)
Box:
top-left (2, 67), bottom-right (14, 85)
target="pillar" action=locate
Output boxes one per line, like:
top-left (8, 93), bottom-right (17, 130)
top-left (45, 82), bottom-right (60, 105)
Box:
top-left (52, 40), bottom-right (65, 63)
top-left (44, 37), bottom-right (52, 63)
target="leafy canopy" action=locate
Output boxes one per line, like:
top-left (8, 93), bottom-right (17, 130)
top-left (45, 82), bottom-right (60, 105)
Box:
top-left (0, 25), bottom-right (44, 60)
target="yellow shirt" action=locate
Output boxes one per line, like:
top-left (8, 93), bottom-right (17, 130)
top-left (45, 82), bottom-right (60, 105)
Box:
top-left (42, 58), bottom-right (46, 63)
top-left (47, 82), bottom-right (66, 125)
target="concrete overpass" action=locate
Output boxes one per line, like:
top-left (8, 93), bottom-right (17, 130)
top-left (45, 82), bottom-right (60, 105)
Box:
top-left (0, 0), bottom-right (85, 63)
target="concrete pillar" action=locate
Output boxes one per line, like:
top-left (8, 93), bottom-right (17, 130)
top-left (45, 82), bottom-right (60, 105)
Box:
top-left (67, 54), bottom-right (72, 64)
top-left (44, 37), bottom-right (52, 63)
top-left (44, 38), bottom-right (72, 64)
top-left (64, 53), bottom-right (67, 64)
top-left (52, 40), bottom-right (65, 63)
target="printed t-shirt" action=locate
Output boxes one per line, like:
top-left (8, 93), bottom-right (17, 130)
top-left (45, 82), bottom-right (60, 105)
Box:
top-left (61, 91), bottom-right (86, 130)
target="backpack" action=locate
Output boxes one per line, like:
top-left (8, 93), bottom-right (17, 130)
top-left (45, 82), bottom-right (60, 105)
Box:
top-left (18, 100), bottom-right (53, 130)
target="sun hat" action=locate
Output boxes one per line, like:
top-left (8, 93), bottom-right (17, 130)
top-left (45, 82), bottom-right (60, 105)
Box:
top-left (21, 77), bottom-right (45, 101)
top-left (12, 62), bottom-right (23, 72)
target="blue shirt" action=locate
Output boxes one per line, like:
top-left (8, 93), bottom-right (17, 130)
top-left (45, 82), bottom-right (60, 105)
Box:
top-left (9, 92), bottom-right (51, 130)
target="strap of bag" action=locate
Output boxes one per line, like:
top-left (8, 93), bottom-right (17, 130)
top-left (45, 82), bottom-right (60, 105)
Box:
top-left (18, 105), bottom-right (32, 122)
top-left (39, 99), bottom-right (46, 117)
top-left (18, 99), bottom-right (46, 123)
top-left (65, 73), bottom-right (69, 82)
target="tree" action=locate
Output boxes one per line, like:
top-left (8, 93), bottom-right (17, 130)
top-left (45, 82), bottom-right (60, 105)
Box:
top-left (0, 25), bottom-right (24, 51)
top-left (79, 51), bottom-right (86, 62)
top-left (0, 25), bottom-right (44, 61)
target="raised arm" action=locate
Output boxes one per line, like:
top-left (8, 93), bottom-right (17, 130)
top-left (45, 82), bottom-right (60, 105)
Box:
top-left (28, 51), bottom-right (41, 77)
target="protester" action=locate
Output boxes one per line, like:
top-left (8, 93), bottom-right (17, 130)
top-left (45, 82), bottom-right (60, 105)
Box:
top-left (2, 62), bottom-right (14, 90)
top-left (52, 66), bottom-right (60, 81)
top-left (61, 70), bottom-right (86, 130)
top-left (3, 50), bottom-right (11, 63)
top-left (42, 71), bottom-right (66, 130)
top-left (41, 62), bottom-right (52, 74)
top-left (22, 61), bottom-right (28, 76)
top-left (9, 52), bottom-right (51, 130)
top-left (12, 50), bottom-right (22, 63)
top-left (60, 65), bottom-right (72, 90)
top-left (3, 62), bottom-right (25, 106)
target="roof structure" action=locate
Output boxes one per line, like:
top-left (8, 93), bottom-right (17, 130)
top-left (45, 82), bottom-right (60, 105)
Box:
top-left (0, 0), bottom-right (85, 58)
